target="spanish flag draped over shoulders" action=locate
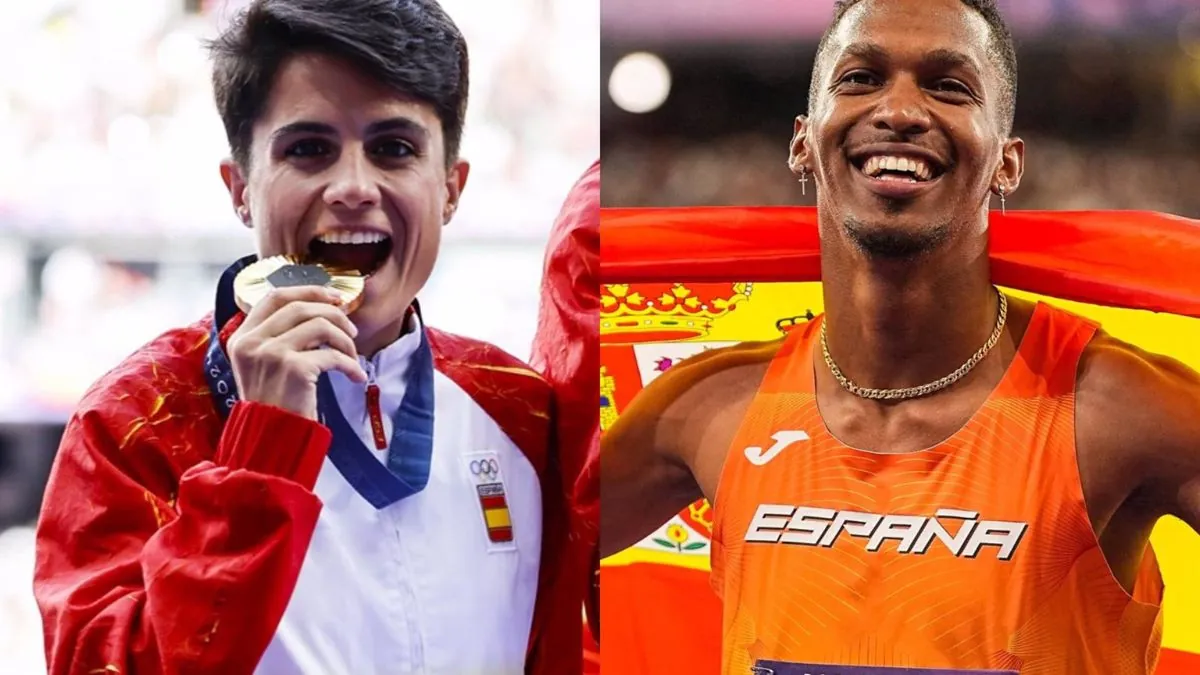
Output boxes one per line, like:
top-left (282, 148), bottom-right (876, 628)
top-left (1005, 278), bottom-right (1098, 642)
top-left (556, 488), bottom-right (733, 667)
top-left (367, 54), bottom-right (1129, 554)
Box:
top-left (597, 206), bottom-right (1200, 674)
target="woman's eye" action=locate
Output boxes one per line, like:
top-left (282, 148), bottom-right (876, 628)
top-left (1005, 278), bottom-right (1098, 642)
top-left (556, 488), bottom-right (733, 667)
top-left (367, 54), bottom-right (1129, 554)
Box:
top-left (284, 139), bottom-right (331, 158)
top-left (372, 139), bottom-right (416, 158)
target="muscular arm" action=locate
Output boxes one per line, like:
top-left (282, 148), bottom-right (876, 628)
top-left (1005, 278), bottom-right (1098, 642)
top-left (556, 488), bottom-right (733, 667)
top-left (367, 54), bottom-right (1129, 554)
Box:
top-left (599, 341), bottom-right (778, 558)
top-left (1077, 334), bottom-right (1200, 549)
top-left (34, 400), bottom-right (330, 675)
top-left (1128, 354), bottom-right (1200, 532)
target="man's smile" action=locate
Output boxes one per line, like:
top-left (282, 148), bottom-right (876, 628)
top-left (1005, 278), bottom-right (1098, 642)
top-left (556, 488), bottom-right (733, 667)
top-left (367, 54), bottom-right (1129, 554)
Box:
top-left (846, 144), bottom-right (950, 200)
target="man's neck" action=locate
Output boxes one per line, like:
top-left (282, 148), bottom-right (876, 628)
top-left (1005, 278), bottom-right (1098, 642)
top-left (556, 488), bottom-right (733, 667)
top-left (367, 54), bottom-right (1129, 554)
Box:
top-left (819, 224), bottom-right (997, 392)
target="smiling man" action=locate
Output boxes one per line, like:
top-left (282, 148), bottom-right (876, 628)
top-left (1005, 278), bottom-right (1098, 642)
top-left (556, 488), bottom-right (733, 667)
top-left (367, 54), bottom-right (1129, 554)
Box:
top-left (33, 1), bottom-right (581, 674)
top-left (601, 1), bottom-right (1200, 674)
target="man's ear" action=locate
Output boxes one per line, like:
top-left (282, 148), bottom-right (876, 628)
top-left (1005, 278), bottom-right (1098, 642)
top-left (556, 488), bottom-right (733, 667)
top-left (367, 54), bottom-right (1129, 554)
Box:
top-left (993, 136), bottom-right (1025, 198)
top-left (788, 115), bottom-right (813, 178)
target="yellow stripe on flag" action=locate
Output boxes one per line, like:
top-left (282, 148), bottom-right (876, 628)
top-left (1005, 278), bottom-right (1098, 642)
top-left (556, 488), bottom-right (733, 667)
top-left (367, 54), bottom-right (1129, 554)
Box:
top-left (485, 508), bottom-right (511, 529)
top-left (602, 547), bottom-right (713, 571)
top-left (1154, 516), bottom-right (1200, 654)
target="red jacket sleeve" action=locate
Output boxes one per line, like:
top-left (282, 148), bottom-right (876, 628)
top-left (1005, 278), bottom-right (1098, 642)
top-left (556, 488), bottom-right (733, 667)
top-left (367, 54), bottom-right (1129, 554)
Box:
top-left (529, 159), bottom-right (601, 653)
top-left (531, 159), bottom-right (600, 529)
top-left (34, 400), bottom-right (330, 675)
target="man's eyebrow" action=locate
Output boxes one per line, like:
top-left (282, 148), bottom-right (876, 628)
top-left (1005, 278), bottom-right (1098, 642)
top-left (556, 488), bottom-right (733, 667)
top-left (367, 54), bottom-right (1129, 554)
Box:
top-left (839, 41), bottom-right (890, 64)
top-left (923, 48), bottom-right (982, 75)
top-left (837, 42), bottom-right (982, 75)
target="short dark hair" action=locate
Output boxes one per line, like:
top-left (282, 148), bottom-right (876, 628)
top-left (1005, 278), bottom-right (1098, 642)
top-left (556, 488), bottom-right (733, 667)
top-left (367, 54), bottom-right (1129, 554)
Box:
top-left (208, 0), bottom-right (469, 169)
top-left (810, 0), bottom-right (1017, 134)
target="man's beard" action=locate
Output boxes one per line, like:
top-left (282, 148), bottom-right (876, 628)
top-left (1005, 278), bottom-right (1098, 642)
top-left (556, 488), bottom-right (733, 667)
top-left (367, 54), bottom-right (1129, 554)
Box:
top-left (844, 215), bottom-right (951, 261)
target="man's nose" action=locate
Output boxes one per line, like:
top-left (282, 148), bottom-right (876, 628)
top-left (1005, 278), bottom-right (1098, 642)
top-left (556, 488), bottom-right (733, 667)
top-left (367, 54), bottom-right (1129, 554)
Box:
top-left (869, 76), bottom-right (932, 137)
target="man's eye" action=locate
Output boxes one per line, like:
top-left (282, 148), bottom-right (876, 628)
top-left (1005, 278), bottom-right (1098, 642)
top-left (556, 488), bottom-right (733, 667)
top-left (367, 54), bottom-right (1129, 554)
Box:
top-left (284, 139), bottom-right (331, 158)
top-left (841, 71), bottom-right (878, 86)
top-left (933, 79), bottom-right (971, 95)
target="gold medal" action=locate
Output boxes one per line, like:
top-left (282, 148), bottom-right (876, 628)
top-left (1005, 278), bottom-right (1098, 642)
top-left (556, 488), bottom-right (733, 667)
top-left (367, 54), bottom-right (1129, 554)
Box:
top-left (233, 255), bottom-right (367, 314)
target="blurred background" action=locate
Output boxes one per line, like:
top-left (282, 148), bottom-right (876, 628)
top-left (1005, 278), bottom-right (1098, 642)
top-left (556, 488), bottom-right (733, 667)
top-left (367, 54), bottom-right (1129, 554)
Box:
top-left (0, 0), bottom-right (598, 669)
top-left (601, 0), bottom-right (1200, 215)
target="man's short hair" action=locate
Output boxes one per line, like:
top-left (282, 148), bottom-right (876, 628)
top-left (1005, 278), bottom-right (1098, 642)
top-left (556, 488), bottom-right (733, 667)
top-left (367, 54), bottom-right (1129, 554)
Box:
top-left (209, 0), bottom-right (469, 169)
top-left (809, 0), bottom-right (1017, 135)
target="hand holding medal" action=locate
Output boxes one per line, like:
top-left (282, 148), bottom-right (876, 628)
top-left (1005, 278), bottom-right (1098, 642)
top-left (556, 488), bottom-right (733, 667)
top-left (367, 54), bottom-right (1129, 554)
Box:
top-left (226, 255), bottom-right (372, 421)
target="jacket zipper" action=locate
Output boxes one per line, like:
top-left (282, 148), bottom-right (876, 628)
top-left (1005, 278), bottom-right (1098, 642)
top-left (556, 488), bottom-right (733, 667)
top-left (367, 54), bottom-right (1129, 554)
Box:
top-left (363, 361), bottom-right (387, 450)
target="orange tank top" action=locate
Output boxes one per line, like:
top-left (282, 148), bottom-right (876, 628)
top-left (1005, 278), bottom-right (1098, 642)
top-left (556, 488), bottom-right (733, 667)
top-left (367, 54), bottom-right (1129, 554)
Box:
top-left (710, 302), bottom-right (1164, 675)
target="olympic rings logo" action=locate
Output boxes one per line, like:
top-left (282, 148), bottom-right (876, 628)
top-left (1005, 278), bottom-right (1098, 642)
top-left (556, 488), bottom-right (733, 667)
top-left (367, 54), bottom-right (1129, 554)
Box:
top-left (470, 459), bottom-right (500, 477)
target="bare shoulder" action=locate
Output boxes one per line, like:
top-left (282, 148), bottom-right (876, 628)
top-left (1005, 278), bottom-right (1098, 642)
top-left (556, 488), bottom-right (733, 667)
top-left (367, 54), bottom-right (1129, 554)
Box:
top-left (660, 339), bottom-right (783, 439)
top-left (1077, 331), bottom-right (1200, 440)
top-left (651, 339), bottom-right (782, 407)
top-left (1076, 330), bottom-right (1200, 506)
top-left (643, 336), bottom-right (782, 420)
top-left (608, 338), bottom-right (785, 491)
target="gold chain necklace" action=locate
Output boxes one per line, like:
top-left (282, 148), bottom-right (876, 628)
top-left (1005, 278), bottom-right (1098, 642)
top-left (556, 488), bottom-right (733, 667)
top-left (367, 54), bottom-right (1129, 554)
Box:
top-left (820, 289), bottom-right (1008, 401)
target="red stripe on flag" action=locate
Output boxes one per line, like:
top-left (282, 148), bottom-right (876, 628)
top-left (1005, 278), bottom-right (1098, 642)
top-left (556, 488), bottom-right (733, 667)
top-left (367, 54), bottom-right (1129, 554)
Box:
top-left (489, 526), bottom-right (513, 543)
top-left (480, 494), bottom-right (508, 510)
top-left (599, 206), bottom-right (1200, 318)
top-left (1156, 648), bottom-right (1200, 675)
top-left (601, 563), bottom-right (722, 674)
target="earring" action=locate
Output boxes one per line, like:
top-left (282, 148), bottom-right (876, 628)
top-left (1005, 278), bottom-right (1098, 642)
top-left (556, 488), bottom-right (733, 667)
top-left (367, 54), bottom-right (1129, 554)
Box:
top-left (798, 166), bottom-right (809, 196)
top-left (997, 186), bottom-right (1007, 215)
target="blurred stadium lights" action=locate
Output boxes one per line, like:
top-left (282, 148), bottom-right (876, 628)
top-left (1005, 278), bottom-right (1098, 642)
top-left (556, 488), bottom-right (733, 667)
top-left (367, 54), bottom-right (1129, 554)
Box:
top-left (609, 52), bottom-right (672, 114)
top-left (601, 0), bottom-right (1195, 42)
top-left (601, 1), bottom-right (1200, 214)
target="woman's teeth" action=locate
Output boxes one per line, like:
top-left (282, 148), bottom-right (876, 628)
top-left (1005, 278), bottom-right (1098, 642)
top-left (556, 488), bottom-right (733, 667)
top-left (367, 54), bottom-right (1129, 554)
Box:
top-left (315, 230), bottom-right (389, 245)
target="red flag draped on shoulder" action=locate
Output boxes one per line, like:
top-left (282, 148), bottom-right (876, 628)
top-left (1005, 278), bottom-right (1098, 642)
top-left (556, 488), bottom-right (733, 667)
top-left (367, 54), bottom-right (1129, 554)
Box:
top-left (600, 206), bottom-right (1200, 316)
top-left (597, 205), bottom-right (1200, 675)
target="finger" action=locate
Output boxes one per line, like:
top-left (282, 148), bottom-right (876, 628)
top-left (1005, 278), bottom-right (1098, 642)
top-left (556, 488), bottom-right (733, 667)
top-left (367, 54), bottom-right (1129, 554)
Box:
top-left (242, 285), bottom-right (344, 330)
top-left (275, 316), bottom-right (360, 359)
top-left (256, 301), bottom-right (359, 341)
top-left (300, 347), bottom-right (369, 384)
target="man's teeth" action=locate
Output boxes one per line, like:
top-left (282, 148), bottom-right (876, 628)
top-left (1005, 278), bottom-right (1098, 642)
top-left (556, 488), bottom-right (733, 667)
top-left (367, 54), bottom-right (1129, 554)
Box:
top-left (315, 231), bottom-right (389, 245)
top-left (862, 155), bottom-right (934, 181)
